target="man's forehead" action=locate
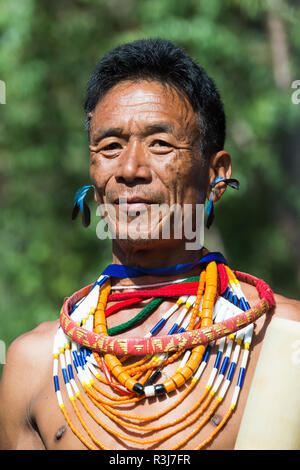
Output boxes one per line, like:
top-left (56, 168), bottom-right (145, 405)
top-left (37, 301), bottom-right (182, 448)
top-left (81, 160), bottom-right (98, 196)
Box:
top-left (111, 82), bottom-right (166, 105)
top-left (90, 80), bottom-right (197, 137)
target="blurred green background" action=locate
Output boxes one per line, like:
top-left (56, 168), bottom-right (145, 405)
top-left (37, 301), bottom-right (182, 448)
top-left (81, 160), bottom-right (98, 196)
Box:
top-left (0, 0), bottom-right (299, 373)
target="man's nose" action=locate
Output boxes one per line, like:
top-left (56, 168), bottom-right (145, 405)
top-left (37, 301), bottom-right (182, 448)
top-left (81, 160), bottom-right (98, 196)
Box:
top-left (115, 140), bottom-right (152, 184)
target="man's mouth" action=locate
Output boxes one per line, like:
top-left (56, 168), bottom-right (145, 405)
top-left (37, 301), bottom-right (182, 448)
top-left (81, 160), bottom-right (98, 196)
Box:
top-left (114, 197), bottom-right (154, 215)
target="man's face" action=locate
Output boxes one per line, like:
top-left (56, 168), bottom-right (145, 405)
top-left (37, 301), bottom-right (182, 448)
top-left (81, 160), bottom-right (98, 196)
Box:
top-left (89, 80), bottom-right (209, 244)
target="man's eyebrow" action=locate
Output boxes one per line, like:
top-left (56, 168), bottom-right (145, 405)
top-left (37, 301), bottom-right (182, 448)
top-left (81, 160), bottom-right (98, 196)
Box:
top-left (92, 127), bottom-right (124, 141)
top-left (141, 123), bottom-right (175, 136)
top-left (92, 123), bottom-right (175, 142)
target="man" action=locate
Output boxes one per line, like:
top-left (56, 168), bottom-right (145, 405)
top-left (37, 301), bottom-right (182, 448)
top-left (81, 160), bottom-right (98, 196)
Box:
top-left (0, 39), bottom-right (299, 450)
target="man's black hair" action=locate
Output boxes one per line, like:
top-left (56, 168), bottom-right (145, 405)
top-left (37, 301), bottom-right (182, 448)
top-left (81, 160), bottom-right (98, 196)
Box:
top-left (84, 38), bottom-right (226, 161)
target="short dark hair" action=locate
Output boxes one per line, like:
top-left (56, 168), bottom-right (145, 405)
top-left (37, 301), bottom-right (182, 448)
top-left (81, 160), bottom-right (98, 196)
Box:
top-left (84, 38), bottom-right (226, 161)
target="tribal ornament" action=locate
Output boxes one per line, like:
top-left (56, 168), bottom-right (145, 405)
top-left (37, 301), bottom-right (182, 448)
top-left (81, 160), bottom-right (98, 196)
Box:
top-left (53, 253), bottom-right (275, 450)
top-left (206, 177), bottom-right (240, 228)
top-left (71, 185), bottom-right (94, 227)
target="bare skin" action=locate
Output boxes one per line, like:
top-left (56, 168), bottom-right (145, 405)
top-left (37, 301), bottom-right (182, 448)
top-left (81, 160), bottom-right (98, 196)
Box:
top-left (0, 81), bottom-right (299, 450)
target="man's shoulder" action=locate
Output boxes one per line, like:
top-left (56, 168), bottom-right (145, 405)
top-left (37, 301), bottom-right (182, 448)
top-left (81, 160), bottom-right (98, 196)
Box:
top-left (240, 277), bottom-right (299, 322)
top-left (0, 321), bottom-right (59, 449)
top-left (272, 292), bottom-right (300, 322)
top-left (8, 320), bottom-right (58, 351)
top-left (3, 320), bottom-right (59, 378)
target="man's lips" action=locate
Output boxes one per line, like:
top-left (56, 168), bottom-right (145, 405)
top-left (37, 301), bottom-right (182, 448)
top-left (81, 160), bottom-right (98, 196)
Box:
top-left (114, 197), bottom-right (154, 204)
top-left (113, 197), bottom-right (156, 215)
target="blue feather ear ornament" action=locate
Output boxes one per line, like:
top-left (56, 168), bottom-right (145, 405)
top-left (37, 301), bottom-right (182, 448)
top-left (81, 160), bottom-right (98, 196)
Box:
top-left (206, 177), bottom-right (240, 229)
top-left (71, 185), bottom-right (94, 227)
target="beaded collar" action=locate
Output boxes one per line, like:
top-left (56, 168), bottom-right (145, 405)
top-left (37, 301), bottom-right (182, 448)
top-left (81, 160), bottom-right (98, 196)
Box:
top-left (53, 252), bottom-right (275, 449)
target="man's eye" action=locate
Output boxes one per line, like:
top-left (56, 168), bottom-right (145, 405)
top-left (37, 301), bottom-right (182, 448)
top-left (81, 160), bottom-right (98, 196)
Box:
top-left (102, 142), bottom-right (122, 150)
top-left (149, 139), bottom-right (174, 154)
top-left (151, 140), bottom-right (172, 147)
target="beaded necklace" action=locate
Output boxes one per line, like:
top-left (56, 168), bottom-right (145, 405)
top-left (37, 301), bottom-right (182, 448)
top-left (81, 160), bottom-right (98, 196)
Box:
top-left (53, 252), bottom-right (275, 449)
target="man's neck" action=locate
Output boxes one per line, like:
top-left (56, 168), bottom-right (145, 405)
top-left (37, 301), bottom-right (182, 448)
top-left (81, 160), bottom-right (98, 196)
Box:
top-left (110, 239), bottom-right (205, 288)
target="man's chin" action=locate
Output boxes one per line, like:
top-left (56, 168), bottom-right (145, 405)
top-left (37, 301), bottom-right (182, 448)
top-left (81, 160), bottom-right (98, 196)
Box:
top-left (112, 228), bottom-right (176, 250)
top-left (114, 231), bottom-right (158, 246)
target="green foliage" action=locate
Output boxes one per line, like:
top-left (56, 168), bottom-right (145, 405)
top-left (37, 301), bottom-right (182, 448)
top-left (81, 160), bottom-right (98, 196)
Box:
top-left (0, 0), bottom-right (299, 370)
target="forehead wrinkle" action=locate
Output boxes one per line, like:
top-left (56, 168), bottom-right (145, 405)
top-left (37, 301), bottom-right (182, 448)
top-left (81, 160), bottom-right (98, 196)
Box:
top-left (91, 80), bottom-right (199, 144)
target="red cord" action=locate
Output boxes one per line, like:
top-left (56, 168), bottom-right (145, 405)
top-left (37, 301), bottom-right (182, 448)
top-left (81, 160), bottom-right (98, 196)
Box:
top-left (107, 281), bottom-right (199, 302)
top-left (105, 297), bottom-right (143, 317)
top-left (217, 263), bottom-right (229, 294)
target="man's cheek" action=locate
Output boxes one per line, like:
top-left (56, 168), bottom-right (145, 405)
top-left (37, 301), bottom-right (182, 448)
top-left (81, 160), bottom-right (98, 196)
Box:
top-left (90, 166), bottom-right (110, 198)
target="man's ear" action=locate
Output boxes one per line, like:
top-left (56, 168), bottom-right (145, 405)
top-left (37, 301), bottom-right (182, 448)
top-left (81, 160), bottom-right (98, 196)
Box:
top-left (207, 150), bottom-right (232, 203)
